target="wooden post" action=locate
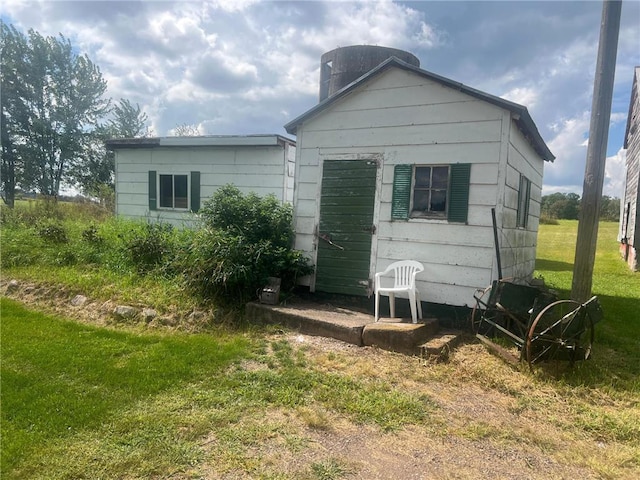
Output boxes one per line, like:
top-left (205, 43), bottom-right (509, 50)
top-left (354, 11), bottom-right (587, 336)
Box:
top-left (572, 0), bottom-right (622, 302)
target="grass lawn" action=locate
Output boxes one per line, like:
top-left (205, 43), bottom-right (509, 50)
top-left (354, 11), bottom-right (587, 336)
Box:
top-left (1, 219), bottom-right (639, 478)
top-left (1, 299), bottom-right (433, 479)
top-left (535, 220), bottom-right (640, 389)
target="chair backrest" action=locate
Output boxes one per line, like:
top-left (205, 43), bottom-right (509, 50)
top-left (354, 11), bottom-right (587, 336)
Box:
top-left (388, 260), bottom-right (424, 288)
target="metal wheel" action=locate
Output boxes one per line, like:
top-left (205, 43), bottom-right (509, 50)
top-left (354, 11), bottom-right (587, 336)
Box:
top-left (471, 284), bottom-right (501, 335)
top-left (525, 300), bottom-right (595, 369)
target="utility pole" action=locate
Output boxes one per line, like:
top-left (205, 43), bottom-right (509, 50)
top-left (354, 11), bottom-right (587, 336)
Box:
top-left (572, 0), bottom-right (622, 302)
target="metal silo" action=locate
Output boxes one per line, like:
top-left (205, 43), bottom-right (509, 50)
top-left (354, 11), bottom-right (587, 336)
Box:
top-left (319, 45), bottom-right (420, 102)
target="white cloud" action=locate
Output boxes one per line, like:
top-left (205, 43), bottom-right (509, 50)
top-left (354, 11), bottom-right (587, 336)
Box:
top-left (296, 0), bottom-right (443, 52)
top-left (544, 113), bottom-right (590, 193)
top-left (604, 148), bottom-right (626, 199)
top-left (2, 0), bottom-right (638, 197)
top-left (208, 0), bottom-right (259, 13)
top-left (501, 87), bottom-right (538, 109)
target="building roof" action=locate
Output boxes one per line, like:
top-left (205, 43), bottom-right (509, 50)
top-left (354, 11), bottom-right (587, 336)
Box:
top-left (624, 66), bottom-right (640, 150)
top-left (284, 57), bottom-right (555, 162)
top-left (106, 134), bottom-right (295, 150)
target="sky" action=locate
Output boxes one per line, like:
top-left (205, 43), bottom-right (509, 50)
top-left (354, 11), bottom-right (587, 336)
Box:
top-left (2, 0), bottom-right (639, 198)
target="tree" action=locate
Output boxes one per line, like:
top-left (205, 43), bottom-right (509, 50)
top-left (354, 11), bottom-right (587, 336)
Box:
top-left (172, 123), bottom-right (201, 136)
top-left (599, 196), bottom-right (620, 221)
top-left (1, 23), bottom-right (30, 207)
top-left (73, 99), bottom-right (150, 196)
top-left (541, 192), bottom-right (580, 220)
top-left (107, 99), bottom-right (150, 139)
top-left (0, 23), bottom-right (109, 202)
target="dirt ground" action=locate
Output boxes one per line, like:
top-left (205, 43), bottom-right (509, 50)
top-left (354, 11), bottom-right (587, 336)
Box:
top-left (3, 279), bottom-right (628, 479)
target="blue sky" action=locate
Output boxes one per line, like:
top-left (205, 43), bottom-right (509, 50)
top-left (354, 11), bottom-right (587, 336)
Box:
top-left (2, 0), bottom-right (639, 197)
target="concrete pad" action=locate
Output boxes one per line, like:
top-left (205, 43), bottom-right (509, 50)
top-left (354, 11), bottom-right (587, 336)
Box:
top-left (246, 302), bottom-right (370, 346)
top-left (419, 331), bottom-right (465, 362)
top-left (362, 317), bottom-right (439, 355)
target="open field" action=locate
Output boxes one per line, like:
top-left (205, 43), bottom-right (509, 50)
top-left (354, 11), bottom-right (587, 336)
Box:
top-left (2, 214), bottom-right (639, 479)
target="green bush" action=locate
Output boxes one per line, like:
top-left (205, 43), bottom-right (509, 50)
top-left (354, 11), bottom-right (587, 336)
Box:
top-left (82, 224), bottom-right (104, 245)
top-left (185, 185), bottom-right (313, 304)
top-left (539, 214), bottom-right (559, 225)
top-left (1, 225), bottom-right (42, 267)
top-left (199, 184), bottom-right (294, 247)
top-left (37, 221), bottom-right (69, 244)
top-left (125, 223), bottom-right (175, 274)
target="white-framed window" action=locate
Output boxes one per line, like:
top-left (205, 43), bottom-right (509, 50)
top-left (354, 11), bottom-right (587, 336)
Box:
top-left (410, 165), bottom-right (450, 218)
top-left (392, 163), bottom-right (470, 223)
top-left (517, 174), bottom-right (531, 228)
top-left (159, 173), bottom-right (189, 209)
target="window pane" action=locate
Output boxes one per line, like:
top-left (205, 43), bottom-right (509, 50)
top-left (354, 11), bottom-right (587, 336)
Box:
top-left (517, 176), bottom-right (530, 227)
top-left (413, 190), bottom-right (429, 212)
top-left (159, 175), bottom-right (173, 208)
top-left (414, 167), bottom-right (431, 188)
top-left (432, 167), bottom-right (448, 189)
top-left (174, 175), bottom-right (188, 209)
top-left (431, 190), bottom-right (446, 212)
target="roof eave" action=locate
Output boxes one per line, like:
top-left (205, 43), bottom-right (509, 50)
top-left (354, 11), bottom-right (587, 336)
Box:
top-left (623, 67), bottom-right (640, 149)
top-left (106, 134), bottom-right (295, 150)
top-left (283, 56), bottom-right (555, 161)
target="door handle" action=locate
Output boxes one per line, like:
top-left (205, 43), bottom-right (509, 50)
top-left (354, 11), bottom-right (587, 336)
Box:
top-left (318, 233), bottom-right (345, 250)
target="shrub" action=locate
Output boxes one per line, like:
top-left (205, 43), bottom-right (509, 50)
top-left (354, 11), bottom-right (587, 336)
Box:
top-left (539, 214), bottom-right (559, 225)
top-left (82, 224), bottom-right (103, 245)
top-left (37, 221), bottom-right (69, 244)
top-left (199, 184), bottom-right (294, 247)
top-left (186, 185), bottom-right (313, 304)
top-left (125, 223), bottom-right (175, 274)
top-left (0, 225), bottom-right (42, 267)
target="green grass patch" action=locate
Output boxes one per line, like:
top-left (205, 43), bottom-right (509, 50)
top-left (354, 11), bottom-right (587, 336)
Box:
top-left (1, 299), bottom-right (434, 478)
top-left (535, 220), bottom-right (640, 391)
top-left (1, 298), bottom-right (250, 475)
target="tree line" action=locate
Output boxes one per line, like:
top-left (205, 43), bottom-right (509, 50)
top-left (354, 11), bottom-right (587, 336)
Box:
top-left (1, 22), bottom-right (149, 208)
top-left (541, 193), bottom-right (620, 222)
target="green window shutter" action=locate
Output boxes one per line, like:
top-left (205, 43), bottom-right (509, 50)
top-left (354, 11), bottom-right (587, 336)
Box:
top-left (190, 171), bottom-right (200, 212)
top-left (148, 170), bottom-right (157, 211)
top-left (448, 163), bottom-right (471, 223)
top-left (391, 164), bottom-right (412, 220)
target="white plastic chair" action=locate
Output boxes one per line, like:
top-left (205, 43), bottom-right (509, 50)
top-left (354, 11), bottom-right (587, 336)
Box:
top-left (374, 260), bottom-right (424, 323)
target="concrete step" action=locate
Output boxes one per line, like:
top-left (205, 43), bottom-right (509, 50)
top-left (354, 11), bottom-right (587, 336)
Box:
top-left (246, 301), bottom-right (371, 346)
top-left (419, 331), bottom-right (466, 362)
top-left (246, 301), bottom-right (449, 356)
top-left (362, 317), bottom-right (439, 355)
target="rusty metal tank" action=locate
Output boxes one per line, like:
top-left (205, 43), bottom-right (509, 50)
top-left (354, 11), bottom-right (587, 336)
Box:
top-left (319, 45), bottom-right (420, 102)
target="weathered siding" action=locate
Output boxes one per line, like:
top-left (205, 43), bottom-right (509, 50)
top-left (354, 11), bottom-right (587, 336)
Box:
top-left (116, 145), bottom-right (291, 226)
top-left (293, 68), bottom-right (516, 307)
top-left (621, 68), bottom-right (639, 271)
top-left (499, 119), bottom-right (545, 281)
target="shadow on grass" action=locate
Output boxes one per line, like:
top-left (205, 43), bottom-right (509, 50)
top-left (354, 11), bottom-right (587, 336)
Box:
top-left (534, 293), bottom-right (639, 390)
top-left (535, 258), bottom-right (573, 272)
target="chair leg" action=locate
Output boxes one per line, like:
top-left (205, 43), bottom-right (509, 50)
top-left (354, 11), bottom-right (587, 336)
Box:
top-left (389, 293), bottom-right (395, 318)
top-left (416, 291), bottom-right (423, 319)
top-left (375, 291), bottom-right (380, 322)
top-left (408, 291), bottom-right (418, 324)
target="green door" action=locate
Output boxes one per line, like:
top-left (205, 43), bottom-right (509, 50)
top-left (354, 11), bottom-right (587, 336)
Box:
top-left (315, 159), bottom-right (377, 296)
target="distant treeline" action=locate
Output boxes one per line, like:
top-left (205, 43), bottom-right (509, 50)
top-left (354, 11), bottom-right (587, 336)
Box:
top-left (541, 193), bottom-right (620, 221)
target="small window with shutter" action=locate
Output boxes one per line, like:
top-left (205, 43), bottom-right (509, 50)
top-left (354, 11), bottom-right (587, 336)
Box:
top-left (392, 163), bottom-right (470, 223)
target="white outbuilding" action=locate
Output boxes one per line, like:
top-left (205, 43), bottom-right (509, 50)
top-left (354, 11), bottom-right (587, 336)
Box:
top-left (107, 135), bottom-right (296, 227)
top-left (284, 57), bottom-right (554, 308)
top-left (620, 66), bottom-right (640, 271)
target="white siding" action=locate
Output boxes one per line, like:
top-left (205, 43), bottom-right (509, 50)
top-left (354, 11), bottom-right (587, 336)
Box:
top-left (115, 144), bottom-right (291, 226)
top-left (293, 67), bottom-right (515, 307)
top-left (499, 120), bottom-right (545, 281)
top-left (621, 68), bottom-right (639, 271)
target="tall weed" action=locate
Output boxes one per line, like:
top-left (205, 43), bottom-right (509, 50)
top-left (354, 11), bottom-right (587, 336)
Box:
top-left (186, 185), bottom-right (312, 304)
